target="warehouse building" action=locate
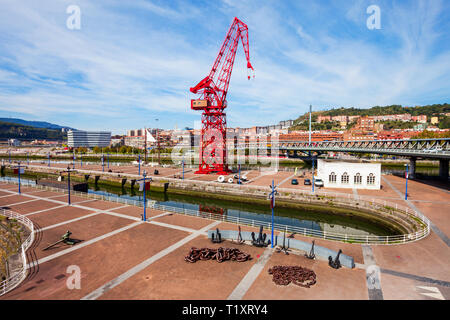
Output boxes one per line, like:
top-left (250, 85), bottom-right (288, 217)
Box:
top-left (316, 159), bottom-right (381, 190)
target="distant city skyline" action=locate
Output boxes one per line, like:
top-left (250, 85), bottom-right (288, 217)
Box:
top-left (1, 0), bottom-right (449, 135)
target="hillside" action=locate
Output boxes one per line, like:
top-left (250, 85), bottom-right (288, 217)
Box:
top-left (292, 103), bottom-right (450, 129)
top-left (0, 121), bottom-right (67, 141)
top-left (0, 118), bottom-right (74, 130)
top-left (319, 103), bottom-right (450, 117)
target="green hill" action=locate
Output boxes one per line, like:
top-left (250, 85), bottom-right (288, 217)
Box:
top-left (292, 103), bottom-right (450, 129)
top-left (0, 121), bottom-right (67, 141)
top-left (319, 103), bottom-right (449, 117)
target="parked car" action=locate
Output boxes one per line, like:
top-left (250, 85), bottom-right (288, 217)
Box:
top-left (314, 178), bottom-right (324, 187)
top-left (291, 178), bottom-right (298, 185)
top-left (304, 179), bottom-right (311, 185)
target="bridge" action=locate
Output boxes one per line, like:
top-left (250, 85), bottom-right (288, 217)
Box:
top-left (245, 138), bottom-right (450, 180)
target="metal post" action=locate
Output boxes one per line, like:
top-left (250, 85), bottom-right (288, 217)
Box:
top-left (138, 153), bottom-right (141, 175)
top-left (143, 171), bottom-right (146, 221)
top-left (107, 153), bottom-right (109, 169)
top-left (238, 163), bottom-right (241, 184)
top-left (182, 160), bottom-right (185, 179)
top-left (271, 179), bottom-right (275, 248)
top-left (312, 157), bottom-right (315, 193)
top-left (405, 163), bottom-right (409, 200)
top-left (309, 104), bottom-right (312, 145)
top-left (9, 150), bottom-right (11, 163)
top-left (67, 167), bottom-right (71, 205)
top-left (73, 152), bottom-right (75, 169)
top-left (18, 161), bottom-right (21, 194)
top-left (81, 154), bottom-right (83, 168)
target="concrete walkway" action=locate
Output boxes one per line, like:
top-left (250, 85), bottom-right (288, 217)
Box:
top-left (227, 247), bottom-right (273, 300)
top-left (382, 176), bottom-right (449, 247)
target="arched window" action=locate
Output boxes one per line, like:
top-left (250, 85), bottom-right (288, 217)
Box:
top-left (367, 173), bottom-right (376, 185)
top-left (329, 172), bottom-right (336, 183)
top-left (354, 173), bottom-right (362, 185)
top-left (341, 172), bottom-right (349, 184)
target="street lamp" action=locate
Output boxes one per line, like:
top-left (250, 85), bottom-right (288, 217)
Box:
top-left (268, 179), bottom-right (277, 248)
top-left (16, 161), bottom-right (25, 195)
top-left (182, 160), bottom-right (185, 179)
top-left (64, 166), bottom-right (74, 205)
top-left (312, 155), bottom-right (315, 193)
top-left (138, 153), bottom-right (141, 175)
top-left (238, 163), bottom-right (241, 184)
top-left (404, 163), bottom-right (409, 200)
top-left (137, 170), bottom-right (149, 221)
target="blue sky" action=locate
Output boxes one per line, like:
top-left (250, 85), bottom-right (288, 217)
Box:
top-left (0, 0), bottom-right (449, 134)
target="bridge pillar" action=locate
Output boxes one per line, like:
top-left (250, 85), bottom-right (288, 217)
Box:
top-left (439, 159), bottom-right (449, 181)
top-left (409, 157), bottom-right (416, 179)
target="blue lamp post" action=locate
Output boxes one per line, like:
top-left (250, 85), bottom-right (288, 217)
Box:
top-left (137, 170), bottom-right (148, 221)
top-left (312, 156), bottom-right (315, 193)
top-left (16, 161), bottom-right (24, 194)
top-left (138, 153), bottom-right (141, 175)
top-left (182, 160), bottom-right (185, 179)
top-left (238, 163), bottom-right (241, 184)
top-left (269, 179), bottom-right (277, 248)
top-left (107, 153), bottom-right (110, 169)
top-left (405, 163), bottom-right (409, 200)
top-left (73, 152), bottom-right (76, 169)
top-left (143, 171), bottom-right (147, 221)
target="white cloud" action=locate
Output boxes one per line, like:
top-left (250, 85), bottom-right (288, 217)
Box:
top-left (0, 0), bottom-right (448, 131)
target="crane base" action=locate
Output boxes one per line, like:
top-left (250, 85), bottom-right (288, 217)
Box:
top-left (194, 169), bottom-right (231, 175)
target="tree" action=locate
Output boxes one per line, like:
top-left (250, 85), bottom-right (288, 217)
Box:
top-left (411, 130), bottom-right (450, 139)
top-left (119, 146), bottom-right (128, 154)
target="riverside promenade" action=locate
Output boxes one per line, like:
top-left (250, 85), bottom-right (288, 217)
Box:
top-left (0, 172), bottom-right (449, 300)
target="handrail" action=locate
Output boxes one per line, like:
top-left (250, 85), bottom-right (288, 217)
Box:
top-left (0, 209), bottom-right (35, 296)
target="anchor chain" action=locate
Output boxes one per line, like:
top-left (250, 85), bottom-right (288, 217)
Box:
top-left (184, 247), bottom-right (252, 263)
top-left (268, 265), bottom-right (317, 288)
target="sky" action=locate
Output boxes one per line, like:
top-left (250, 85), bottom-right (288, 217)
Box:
top-left (0, 0), bottom-right (449, 134)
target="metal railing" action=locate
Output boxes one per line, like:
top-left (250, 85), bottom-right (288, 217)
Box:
top-left (0, 209), bottom-right (35, 296)
top-left (0, 177), bottom-right (430, 246)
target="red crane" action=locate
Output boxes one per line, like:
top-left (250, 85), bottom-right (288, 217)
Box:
top-left (190, 17), bottom-right (254, 174)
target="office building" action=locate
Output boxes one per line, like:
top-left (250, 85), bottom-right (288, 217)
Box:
top-left (67, 130), bottom-right (111, 148)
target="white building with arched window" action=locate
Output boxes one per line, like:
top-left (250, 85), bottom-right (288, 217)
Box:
top-left (316, 159), bottom-right (381, 190)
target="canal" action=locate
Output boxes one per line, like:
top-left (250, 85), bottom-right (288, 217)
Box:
top-left (0, 171), bottom-right (399, 237)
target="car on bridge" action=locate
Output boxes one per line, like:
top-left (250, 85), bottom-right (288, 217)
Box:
top-left (304, 178), bottom-right (311, 185)
top-left (291, 178), bottom-right (298, 185)
top-left (424, 147), bottom-right (443, 153)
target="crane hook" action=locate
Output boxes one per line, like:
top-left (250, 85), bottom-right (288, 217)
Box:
top-left (247, 68), bottom-right (255, 80)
